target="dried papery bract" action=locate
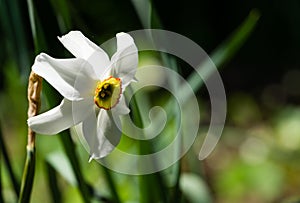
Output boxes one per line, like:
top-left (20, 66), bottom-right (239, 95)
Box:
top-left (19, 71), bottom-right (42, 203)
top-left (27, 71), bottom-right (43, 148)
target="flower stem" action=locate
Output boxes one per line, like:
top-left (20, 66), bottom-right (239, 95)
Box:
top-left (18, 146), bottom-right (35, 203)
top-left (45, 162), bottom-right (62, 203)
top-left (42, 81), bottom-right (91, 203)
top-left (59, 131), bottom-right (91, 203)
top-left (128, 87), bottom-right (169, 203)
top-left (18, 72), bottom-right (42, 203)
top-left (101, 167), bottom-right (121, 203)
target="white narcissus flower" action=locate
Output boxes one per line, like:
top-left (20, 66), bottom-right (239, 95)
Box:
top-left (27, 31), bottom-right (138, 161)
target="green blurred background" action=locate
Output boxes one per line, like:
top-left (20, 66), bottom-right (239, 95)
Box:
top-left (1, 0), bottom-right (300, 203)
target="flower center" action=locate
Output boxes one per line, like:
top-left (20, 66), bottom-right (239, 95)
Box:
top-left (94, 76), bottom-right (122, 110)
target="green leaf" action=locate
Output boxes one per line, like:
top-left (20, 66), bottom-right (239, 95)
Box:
top-left (26, 0), bottom-right (47, 53)
top-left (188, 9), bottom-right (260, 93)
top-left (131, 0), bottom-right (152, 28)
top-left (45, 161), bottom-right (62, 203)
top-left (128, 86), bottom-right (169, 203)
top-left (46, 152), bottom-right (77, 186)
top-left (42, 68), bottom-right (91, 203)
top-left (100, 167), bottom-right (121, 203)
top-left (0, 125), bottom-right (20, 198)
top-left (0, 0), bottom-right (30, 77)
top-left (58, 130), bottom-right (91, 203)
top-left (180, 173), bottom-right (212, 203)
top-left (18, 147), bottom-right (35, 203)
top-left (131, 0), bottom-right (162, 28)
top-left (49, 0), bottom-right (72, 32)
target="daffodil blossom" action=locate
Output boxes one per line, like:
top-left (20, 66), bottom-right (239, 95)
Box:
top-left (27, 31), bottom-right (138, 161)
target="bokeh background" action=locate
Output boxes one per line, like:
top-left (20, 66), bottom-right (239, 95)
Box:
top-left (1, 0), bottom-right (300, 203)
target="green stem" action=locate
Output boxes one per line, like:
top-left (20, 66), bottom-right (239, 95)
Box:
top-left (27, 0), bottom-right (39, 52)
top-left (18, 72), bottom-right (42, 203)
top-left (131, 92), bottom-right (153, 203)
top-left (43, 72), bottom-right (91, 203)
top-left (59, 131), bottom-right (90, 203)
top-left (18, 146), bottom-right (35, 203)
top-left (17, 0), bottom-right (45, 202)
top-left (0, 126), bottom-right (20, 197)
top-left (101, 167), bottom-right (121, 203)
top-left (45, 162), bottom-right (62, 203)
top-left (171, 164), bottom-right (182, 203)
top-left (128, 87), bottom-right (168, 203)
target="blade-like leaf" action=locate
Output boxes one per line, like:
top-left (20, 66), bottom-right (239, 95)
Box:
top-left (0, 125), bottom-right (20, 197)
top-left (0, 0), bottom-right (30, 78)
top-left (131, 0), bottom-right (152, 28)
top-left (49, 0), bottom-right (72, 32)
top-left (180, 173), bottom-right (212, 203)
top-left (45, 161), bottom-right (62, 203)
top-left (188, 10), bottom-right (261, 92)
top-left (46, 152), bottom-right (77, 186)
top-left (18, 147), bottom-right (35, 203)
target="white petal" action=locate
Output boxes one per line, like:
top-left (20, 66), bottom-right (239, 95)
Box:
top-left (32, 53), bottom-right (97, 101)
top-left (58, 31), bottom-right (109, 61)
top-left (111, 33), bottom-right (138, 87)
top-left (87, 50), bottom-right (111, 79)
top-left (28, 99), bottom-right (92, 135)
top-left (112, 95), bottom-right (130, 115)
top-left (88, 110), bottom-right (122, 160)
top-left (82, 110), bottom-right (98, 159)
top-left (116, 32), bottom-right (135, 51)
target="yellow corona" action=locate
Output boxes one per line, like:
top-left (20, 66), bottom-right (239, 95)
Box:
top-left (94, 76), bottom-right (122, 110)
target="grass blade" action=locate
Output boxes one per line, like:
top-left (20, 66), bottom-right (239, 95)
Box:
top-left (101, 167), bottom-right (121, 203)
top-left (45, 161), bottom-right (62, 203)
top-left (49, 0), bottom-right (72, 32)
top-left (149, 10), bottom-right (260, 160)
top-left (131, 0), bottom-right (152, 28)
top-left (26, 0), bottom-right (47, 53)
top-left (127, 87), bottom-right (168, 203)
top-left (18, 147), bottom-right (35, 203)
top-left (58, 131), bottom-right (90, 203)
top-left (0, 0), bottom-right (30, 78)
top-left (188, 10), bottom-right (261, 92)
top-left (0, 126), bottom-right (20, 197)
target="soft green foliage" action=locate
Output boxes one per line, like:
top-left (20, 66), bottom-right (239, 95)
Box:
top-left (1, 0), bottom-right (299, 203)
top-left (180, 173), bottom-right (212, 203)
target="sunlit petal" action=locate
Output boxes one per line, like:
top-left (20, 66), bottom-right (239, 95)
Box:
top-left (82, 109), bottom-right (98, 160)
top-left (33, 53), bottom-right (96, 101)
top-left (28, 99), bottom-right (92, 135)
top-left (89, 110), bottom-right (122, 160)
top-left (111, 33), bottom-right (138, 88)
top-left (58, 31), bottom-right (109, 61)
top-left (88, 50), bottom-right (111, 79)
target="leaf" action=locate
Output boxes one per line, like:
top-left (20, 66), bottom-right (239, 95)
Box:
top-left (46, 152), bottom-right (77, 186)
top-left (180, 173), bottom-right (212, 203)
top-left (18, 147), bottom-right (35, 203)
top-left (49, 0), bottom-right (72, 32)
top-left (188, 9), bottom-right (260, 94)
top-left (131, 0), bottom-right (152, 28)
top-left (45, 161), bottom-right (62, 203)
top-left (0, 125), bottom-right (20, 197)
